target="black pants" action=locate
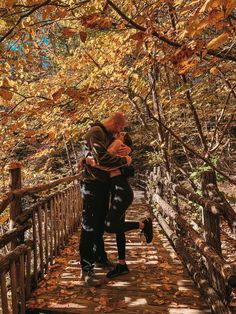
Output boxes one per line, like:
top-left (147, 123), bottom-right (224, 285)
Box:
top-left (79, 181), bottom-right (110, 271)
top-left (105, 175), bottom-right (139, 260)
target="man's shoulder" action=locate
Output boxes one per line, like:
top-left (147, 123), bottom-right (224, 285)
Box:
top-left (85, 125), bottom-right (106, 139)
top-left (87, 125), bottom-right (105, 136)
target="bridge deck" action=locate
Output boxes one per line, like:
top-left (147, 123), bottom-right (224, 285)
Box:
top-left (26, 191), bottom-right (211, 313)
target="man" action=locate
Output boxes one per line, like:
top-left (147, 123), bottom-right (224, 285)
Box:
top-left (79, 112), bottom-right (131, 286)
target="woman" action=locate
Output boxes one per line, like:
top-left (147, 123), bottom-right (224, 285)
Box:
top-left (86, 132), bottom-right (153, 278)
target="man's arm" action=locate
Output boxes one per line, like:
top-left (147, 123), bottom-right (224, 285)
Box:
top-left (87, 127), bottom-right (129, 168)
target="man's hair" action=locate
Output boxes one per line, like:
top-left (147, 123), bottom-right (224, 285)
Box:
top-left (108, 112), bottom-right (126, 127)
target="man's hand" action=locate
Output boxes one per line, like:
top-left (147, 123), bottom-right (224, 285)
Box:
top-left (125, 155), bottom-right (132, 166)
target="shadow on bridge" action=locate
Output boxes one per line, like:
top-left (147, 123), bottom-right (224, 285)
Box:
top-left (26, 191), bottom-right (211, 314)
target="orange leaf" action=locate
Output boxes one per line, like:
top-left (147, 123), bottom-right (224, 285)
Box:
top-left (62, 27), bottom-right (76, 37)
top-left (225, 0), bottom-right (236, 16)
top-left (130, 32), bottom-right (145, 41)
top-left (200, 0), bottom-right (221, 12)
top-left (24, 130), bottom-right (36, 137)
top-left (64, 88), bottom-right (89, 103)
top-left (52, 88), bottom-right (64, 101)
top-left (0, 88), bottom-right (13, 101)
top-left (79, 31), bottom-right (87, 43)
top-left (81, 13), bottom-right (112, 29)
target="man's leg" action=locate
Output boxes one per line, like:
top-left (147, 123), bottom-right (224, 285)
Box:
top-left (79, 182), bottom-right (101, 286)
top-left (93, 182), bottom-right (111, 265)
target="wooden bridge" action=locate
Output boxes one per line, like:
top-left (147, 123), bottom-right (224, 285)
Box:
top-left (0, 164), bottom-right (236, 314)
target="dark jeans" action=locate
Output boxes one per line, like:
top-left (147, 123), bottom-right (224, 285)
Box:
top-left (105, 175), bottom-right (139, 260)
top-left (79, 181), bottom-right (110, 271)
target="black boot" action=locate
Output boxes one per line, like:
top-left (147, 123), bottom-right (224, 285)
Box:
top-left (141, 218), bottom-right (153, 243)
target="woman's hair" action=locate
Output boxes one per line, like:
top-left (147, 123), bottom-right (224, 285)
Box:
top-left (123, 133), bottom-right (133, 150)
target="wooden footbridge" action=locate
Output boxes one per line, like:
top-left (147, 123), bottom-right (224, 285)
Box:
top-left (0, 164), bottom-right (236, 314)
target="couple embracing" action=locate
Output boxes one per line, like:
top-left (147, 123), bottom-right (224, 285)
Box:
top-left (79, 112), bottom-right (153, 287)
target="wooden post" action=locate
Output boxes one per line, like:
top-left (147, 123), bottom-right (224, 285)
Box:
top-left (9, 162), bottom-right (22, 249)
top-left (201, 170), bottom-right (228, 306)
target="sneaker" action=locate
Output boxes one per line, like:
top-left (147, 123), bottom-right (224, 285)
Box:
top-left (95, 259), bottom-right (114, 269)
top-left (106, 263), bottom-right (129, 278)
top-left (141, 218), bottom-right (153, 243)
top-left (80, 269), bottom-right (101, 287)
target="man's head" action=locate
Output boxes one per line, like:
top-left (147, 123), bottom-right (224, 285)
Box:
top-left (103, 112), bottom-right (127, 134)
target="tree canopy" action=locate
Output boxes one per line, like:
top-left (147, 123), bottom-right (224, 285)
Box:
top-left (0, 0), bottom-right (235, 186)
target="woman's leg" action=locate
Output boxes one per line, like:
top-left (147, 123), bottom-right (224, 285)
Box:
top-left (105, 176), bottom-right (139, 234)
top-left (107, 229), bottom-right (129, 278)
top-left (106, 176), bottom-right (134, 278)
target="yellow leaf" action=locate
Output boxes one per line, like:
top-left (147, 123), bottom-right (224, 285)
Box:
top-left (134, 16), bottom-right (146, 24)
top-left (0, 19), bottom-right (7, 31)
top-left (2, 78), bottom-right (15, 88)
top-left (206, 32), bottom-right (229, 50)
top-left (210, 66), bottom-right (219, 75)
top-left (174, 0), bottom-right (184, 5)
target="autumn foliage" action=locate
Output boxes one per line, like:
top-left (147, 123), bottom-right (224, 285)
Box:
top-left (0, 0), bottom-right (235, 188)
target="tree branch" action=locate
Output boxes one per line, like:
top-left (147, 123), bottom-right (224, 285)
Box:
top-left (107, 0), bottom-right (236, 62)
top-left (144, 102), bottom-right (236, 185)
top-left (0, 0), bottom-right (52, 43)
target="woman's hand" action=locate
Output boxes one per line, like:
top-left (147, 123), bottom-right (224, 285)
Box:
top-left (125, 155), bottom-right (132, 166)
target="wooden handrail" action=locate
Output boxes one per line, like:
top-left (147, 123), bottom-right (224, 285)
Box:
top-left (13, 173), bottom-right (82, 197)
top-left (0, 192), bottom-right (13, 215)
top-left (147, 173), bottom-right (236, 233)
top-left (0, 222), bottom-right (32, 249)
top-left (0, 242), bottom-right (32, 273)
top-left (153, 193), bottom-right (235, 280)
top-left (0, 172), bottom-right (82, 216)
top-left (156, 213), bottom-right (232, 314)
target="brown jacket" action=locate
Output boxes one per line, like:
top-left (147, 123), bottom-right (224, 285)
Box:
top-left (82, 122), bottom-right (127, 182)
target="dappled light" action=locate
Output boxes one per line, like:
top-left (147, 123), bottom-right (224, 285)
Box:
top-left (0, 1), bottom-right (236, 313)
top-left (26, 191), bottom-right (211, 313)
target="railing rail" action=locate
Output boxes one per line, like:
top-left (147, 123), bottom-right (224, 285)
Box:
top-left (0, 164), bottom-right (82, 314)
top-left (137, 167), bottom-right (236, 314)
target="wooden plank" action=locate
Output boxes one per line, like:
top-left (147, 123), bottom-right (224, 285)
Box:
top-left (59, 193), bottom-right (64, 249)
top-left (37, 205), bottom-right (44, 278)
top-left (26, 248), bottom-right (32, 300)
top-left (64, 190), bottom-right (69, 242)
top-left (44, 202), bottom-right (49, 272)
top-left (68, 188), bottom-right (72, 236)
top-left (19, 254), bottom-right (26, 314)
top-left (57, 193), bottom-right (62, 251)
top-left (53, 195), bottom-right (58, 255)
top-left (62, 192), bottom-right (66, 246)
top-left (0, 272), bottom-right (9, 314)
top-left (10, 261), bottom-right (18, 314)
top-left (49, 198), bottom-right (54, 265)
top-left (32, 209), bottom-right (38, 285)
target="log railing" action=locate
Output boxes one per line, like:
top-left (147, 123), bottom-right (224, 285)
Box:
top-left (137, 167), bottom-right (236, 314)
top-left (0, 164), bottom-right (82, 314)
